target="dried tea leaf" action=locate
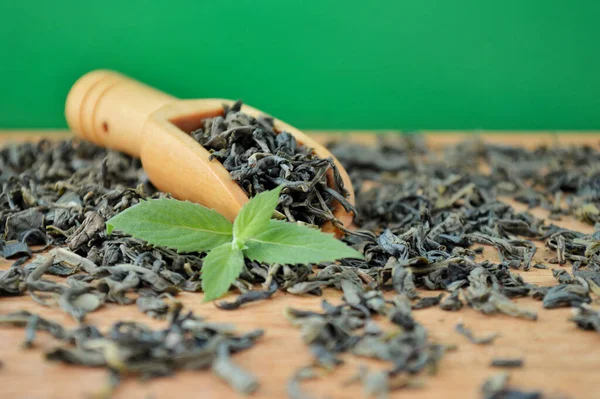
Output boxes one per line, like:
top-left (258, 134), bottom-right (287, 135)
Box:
top-left (412, 294), bottom-right (444, 310)
top-left (212, 344), bottom-right (259, 394)
top-left (439, 290), bottom-right (463, 311)
top-left (455, 322), bottom-right (499, 345)
top-left (287, 367), bottom-right (320, 399)
top-left (543, 284), bottom-right (591, 309)
top-left (5, 209), bottom-right (44, 240)
top-left (490, 358), bottom-right (524, 368)
top-left (67, 211), bottom-right (105, 250)
top-left (215, 282), bottom-right (278, 310)
top-left (570, 305), bottom-right (600, 333)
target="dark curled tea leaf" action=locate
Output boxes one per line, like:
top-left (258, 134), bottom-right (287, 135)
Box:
top-left (412, 294), bottom-right (444, 310)
top-left (0, 311), bottom-right (67, 342)
top-left (455, 322), bottom-right (499, 345)
top-left (212, 343), bottom-right (259, 394)
top-left (23, 313), bottom-right (39, 348)
top-left (481, 372), bottom-right (542, 399)
top-left (355, 366), bottom-right (390, 399)
top-left (569, 305), bottom-right (600, 333)
top-left (529, 286), bottom-right (549, 301)
top-left (286, 280), bottom-right (331, 295)
top-left (0, 258), bottom-right (27, 296)
top-left (439, 290), bottom-right (463, 311)
top-left (347, 364), bottom-right (424, 398)
top-left (481, 372), bottom-right (511, 398)
top-left (215, 282), bottom-right (278, 310)
top-left (58, 287), bottom-right (103, 322)
top-left (389, 258), bottom-right (418, 299)
top-left (135, 291), bottom-right (170, 319)
top-left (5, 209), bottom-right (44, 240)
top-left (1, 241), bottom-right (32, 259)
top-left (49, 248), bottom-right (97, 274)
top-left (46, 262), bottom-right (79, 277)
top-left (468, 234), bottom-right (536, 271)
top-left (94, 264), bottom-right (177, 294)
top-left (66, 211), bottom-right (105, 251)
top-left (46, 346), bottom-right (106, 367)
top-left (287, 367), bottom-right (320, 399)
top-left (542, 284), bottom-right (591, 309)
top-left (552, 269), bottom-right (574, 284)
top-left (490, 358), bottom-right (524, 368)
top-left (96, 271), bottom-right (140, 305)
top-left (463, 267), bottom-right (538, 321)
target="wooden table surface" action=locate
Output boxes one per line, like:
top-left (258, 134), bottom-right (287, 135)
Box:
top-left (1, 131), bottom-right (599, 399)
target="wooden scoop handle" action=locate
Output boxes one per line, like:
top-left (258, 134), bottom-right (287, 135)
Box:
top-left (65, 70), bottom-right (176, 157)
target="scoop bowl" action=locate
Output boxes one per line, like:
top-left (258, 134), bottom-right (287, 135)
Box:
top-left (65, 70), bottom-right (355, 234)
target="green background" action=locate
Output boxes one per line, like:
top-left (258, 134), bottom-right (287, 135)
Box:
top-left (1, 1), bottom-right (599, 130)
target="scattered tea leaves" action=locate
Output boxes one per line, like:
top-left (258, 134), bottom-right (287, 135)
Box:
top-left (3, 131), bottom-right (600, 398)
top-left (0, 308), bottom-right (263, 395)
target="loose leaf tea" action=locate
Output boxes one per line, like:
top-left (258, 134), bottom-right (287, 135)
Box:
top-left (287, 366), bottom-right (321, 399)
top-left (481, 372), bottom-right (542, 399)
top-left (455, 322), bottom-right (500, 345)
top-left (285, 289), bottom-right (449, 393)
top-left (570, 304), bottom-right (600, 333)
top-left (191, 100), bottom-right (354, 227)
top-left (215, 282), bottom-right (278, 310)
top-left (490, 358), bottom-right (524, 368)
top-left (3, 130), bottom-right (600, 397)
top-left (542, 284), bottom-right (591, 309)
top-left (439, 289), bottom-right (463, 311)
top-left (0, 306), bottom-right (263, 396)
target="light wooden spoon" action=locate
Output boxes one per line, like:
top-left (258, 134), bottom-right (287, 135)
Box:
top-left (64, 70), bottom-right (355, 234)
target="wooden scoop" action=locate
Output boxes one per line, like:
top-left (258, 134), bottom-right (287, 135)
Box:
top-left (64, 70), bottom-right (355, 234)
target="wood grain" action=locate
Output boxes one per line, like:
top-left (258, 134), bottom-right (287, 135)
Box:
top-left (1, 131), bottom-right (599, 399)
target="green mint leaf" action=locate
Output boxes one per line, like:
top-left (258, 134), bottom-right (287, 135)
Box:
top-left (201, 243), bottom-right (244, 301)
top-left (244, 220), bottom-right (364, 264)
top-left (106, 198), bottom-right (233, 253)
top-left (233, 185), bottom-right (283, 243)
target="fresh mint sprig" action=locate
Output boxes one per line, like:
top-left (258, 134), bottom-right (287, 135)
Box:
top-left (106, 186), bottom-right (363, 301)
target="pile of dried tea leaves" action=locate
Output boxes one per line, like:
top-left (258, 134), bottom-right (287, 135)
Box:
top-left (191, 100), bottom-right (354, 226)
top-left (327, 136), bottom-right (600, 325)
top-left (0, 305), bottom-right (263, 395)
top-left (1, 125), bottom-right (600, 398)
